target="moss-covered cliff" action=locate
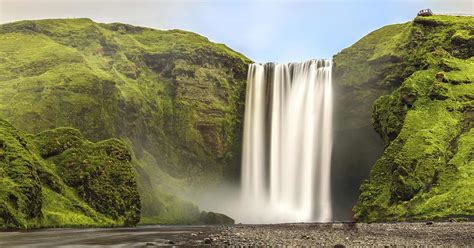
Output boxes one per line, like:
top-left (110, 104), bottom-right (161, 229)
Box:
top-left (335, 15), bottom-right (473, 221)
top-left (0, 18), bottom-right (250, 224)
top-left (0, 118), bottom-right (140, 229)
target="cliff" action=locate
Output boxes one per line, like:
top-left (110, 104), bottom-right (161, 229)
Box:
top-left (0, 18), bottom-right (249, 224)
top-left (334, 15), bottom-right (473, 221)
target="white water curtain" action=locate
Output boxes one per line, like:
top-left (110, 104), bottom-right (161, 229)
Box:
top-left (241, 60), bottom-right (333, 223)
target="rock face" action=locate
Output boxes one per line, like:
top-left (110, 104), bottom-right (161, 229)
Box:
top-left (0, 118), bottom-right (140, 229)
top-left (0, 18), bottom-right (251, 224)
top-left (334, 15), bottom-right (473, 221)
top-left (331, 21), bottom-right (414, 221)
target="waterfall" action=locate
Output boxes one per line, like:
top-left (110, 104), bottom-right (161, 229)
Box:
top-left (241, 59), bottom-right (333, 223)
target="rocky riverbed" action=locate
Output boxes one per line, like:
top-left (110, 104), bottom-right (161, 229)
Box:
top-left (213, 222), bottom-right (474, 246)
top-left (0, 222), bottom-right (472, 247)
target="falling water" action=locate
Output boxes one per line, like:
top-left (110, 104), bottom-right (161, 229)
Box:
top-left (241, 59), bottom-right (333, 223)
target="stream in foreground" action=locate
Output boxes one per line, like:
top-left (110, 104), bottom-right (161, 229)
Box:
top-left (0, 222), bottom-right (472, 247)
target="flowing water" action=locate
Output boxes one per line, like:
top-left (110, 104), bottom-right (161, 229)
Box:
top-left (241, 59), bottom-right (333, 223)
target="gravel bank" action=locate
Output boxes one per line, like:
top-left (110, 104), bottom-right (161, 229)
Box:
top-left (211, 222), bottom-right (474, 246)
top-left (0, 222), bottom-right (472, 247)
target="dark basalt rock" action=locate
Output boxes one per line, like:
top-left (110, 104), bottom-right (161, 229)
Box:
top-left (400, 85), bottom-right (418, 106)
top-left (199, 211), bottom-right (235, 225)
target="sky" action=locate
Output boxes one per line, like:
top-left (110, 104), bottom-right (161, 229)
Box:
top-left (0, 0), bottom-right (472, 63)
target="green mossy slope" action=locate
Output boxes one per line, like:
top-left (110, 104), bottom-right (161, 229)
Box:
top-left (0, 119), bottom-right (140, 229)
top-left (333, 21), bottom-right (413, 130)
top-left (0, 18), bottom-right (250, 223)
top-left (336, 15), bottom-right (474, 221)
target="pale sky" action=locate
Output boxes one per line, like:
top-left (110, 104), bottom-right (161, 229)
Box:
top-left (0, 0), bottom-right (472, 62)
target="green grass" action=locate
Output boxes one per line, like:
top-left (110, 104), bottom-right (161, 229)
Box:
top-left (41, 187), bottom-right (116, 228)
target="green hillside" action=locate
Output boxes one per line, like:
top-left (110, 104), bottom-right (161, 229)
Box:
top-left (0, 118), bottom-right (140, 229)
top-left (0, 18), bottom-right (250, 225)
top-left (334, 15), bottom-right (474, 221)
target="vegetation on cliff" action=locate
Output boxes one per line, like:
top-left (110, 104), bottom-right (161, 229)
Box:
top-left (335, 15), bottom-right (473, 221)
top-left (0, 118), bottom-right (140, 229)
top-left (0, 18), bottom-right (250, 224)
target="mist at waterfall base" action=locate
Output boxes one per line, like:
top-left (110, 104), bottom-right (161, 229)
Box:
top-left (192, 59), bottom-right (384, 224)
